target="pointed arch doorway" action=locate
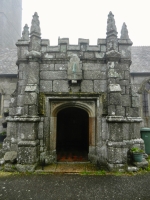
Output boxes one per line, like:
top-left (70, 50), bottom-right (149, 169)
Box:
top-left (56, 107), bottom-right (89, 162)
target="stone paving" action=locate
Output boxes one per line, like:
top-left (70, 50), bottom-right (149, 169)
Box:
top-left (36, 162), bottom-right (100, 173)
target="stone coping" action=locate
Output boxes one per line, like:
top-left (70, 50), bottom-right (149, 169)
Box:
top-left (106, 116), bottom-right (142, 122)
top-left (107, 138), bottom-right (144, 147)
top-left (6, 116), bottom-right (40, 122)
top-left (18, 140), bottom-right (39, 147)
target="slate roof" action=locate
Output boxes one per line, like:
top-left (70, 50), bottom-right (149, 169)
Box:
top-left (0, 46), bottom-right (150, 75)
top-left (131, 46), bottom-right (150, 73)
top-left (0, 48), bottom-right (18, 75)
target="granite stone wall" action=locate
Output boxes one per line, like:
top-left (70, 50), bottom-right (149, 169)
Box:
top-left (1, 12), bottom-right (145, 172)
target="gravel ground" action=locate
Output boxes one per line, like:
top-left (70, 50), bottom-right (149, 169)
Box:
top-left (0, 173), bottom-right (150, 200)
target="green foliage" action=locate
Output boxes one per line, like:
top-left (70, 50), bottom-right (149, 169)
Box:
top-left (95, 170), bottom-right (106, 175)
top-left (0, 131), bottom-right (6, 135)
top-left (145, 166), bottom-right (150, 171)
top-left (130, 147), bottom-right (144, 153)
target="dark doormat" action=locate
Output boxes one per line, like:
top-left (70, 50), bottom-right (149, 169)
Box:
top-left (57, 150), bottom-right (88, 162)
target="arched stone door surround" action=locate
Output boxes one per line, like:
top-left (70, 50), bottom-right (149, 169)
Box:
top-left (49, 100), bottom-right (96, 161)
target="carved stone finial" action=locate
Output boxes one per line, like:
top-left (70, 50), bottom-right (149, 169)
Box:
top-left (21, 24), bottom-right (29, 40)
top-left (120, 23), bottom-right (130, 39)
top-left (107, 11), bottom-right (117, 37)
top-left (30, 12), bottom-right (41, 37)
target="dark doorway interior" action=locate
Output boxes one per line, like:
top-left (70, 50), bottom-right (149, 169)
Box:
top-left (57, 107), bottom-right (89, 162)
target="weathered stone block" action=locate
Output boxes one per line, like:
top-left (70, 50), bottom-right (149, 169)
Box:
top-left (119, 45), bottom-right (131, 58)
top-left (40, 71), bottom-right (67, 80)
top-left (124, 70), bottom-right (130, 79)
top-left (109, 93), bottom-right (122, 105)
top-left (29, 36), bottom-right (41, 52)
top-left (123, 123), bottom-right (130, 140)
top-left (24, 93), bottom-right (37, 105)
top-left (108, 105), bottom-right (116, 115)
top-left (55, 64), bottom-right (68, 71)
top-left (67, 45), bottom-right (80, 51)
top-left (6, 122), bottom-right (17, 138)
top-left (116, 106), bottom-right (124, 116)
top-left (109, 84), bottom-right (121, 92)
top-left (56, 53), bottom-right (66, 58)
top-left (132, 96), bottom-right (139, 107)
top-left (18, 122), bottom-right (38, 140)
top-left (28, 62), bottom-right (40, 84)
top-left (125, 86), bottom-right (130, 95)
top-left (28, 105), bottom-right (38, 116)
top-left (83, 63), bottom-right (105, 71)
top-left (18, 86), bottom-right (26, 95)
top-left (133, 159), bottom-right (148, 169)
top-left (94, 80), bottom-right (107, 92)
top-left (84, 71), bottom-right (106, 80)
top-left (47, 45), bottom-right (60, 52)
top-left (121, 86), bottom-right (125, 94)
top-left (70, 85), bottom-right (80, 92)
top-left (120, 80), bottom-right (129, 86)
top-left (107, 146), bottom-right (128, 164)
top-left (97, 39), bottom-right (106, 45)
top-left (129, 107), bottom-right (139, 117)
top-left (95, 52), bottom-right (105, 58)
top-left (9, 97), bottom-right (17, 108)
top-left (19, 71), bottom-right (23, 79)
top-left (108, 78), bottom-right (116, 84)
top-left (58, 38), bottom-right (69, 45)
top-left (109, 123), bottom-right (123, 141)
top-left (53, 80), bottom-right (69, 92)
top-left (108, 69), bottom-right (121, 78)
top-left (81, 80), bottom-right (93, 92)
top-left (60, 45), bottom-right (67, 52)
top-left (100, 44), bottom-right (106, 51)
top-left (9, 108), bottom-right (16, 116)
top-left (43, 53), bottom-right (55, 59)
top-left (17, 146), bottom-right (39, 164)
top-left (4, 163), bottom-right (17, 172)
top-left (101, 118), bottom-right (109, 141)
top-left (16, 164), bottom-right (37, 172)
top-left (38, 122), bottom-right (43, 139)
top-left (25, 84), bottom-right (39, 93)
top-left (40, 80), bottom-right (52, 92)
top-left (19, 63), bottom-right (26, 71)
top-left (24, 105), bottom-right (28, 115)
top-left (68, 51), bottom-right (83, 59)
top-left (87, 45), bottom-right (100, 51)
top-left (16, 107), bottom-right (24, 115)
top-left (40, 64), bottom-right (54, 71)
top-left (133, 123), bottom-right (141, 139)
top-left (17, 95), bottom-right (25, 106)
top-left (122, 95), bottom-right (131, 106)
top-left (4, 151), bottom-right (17, 163)
top-left (84, 52), bottom-right (94, 59)
top-left (123, 123), bottom-right (140, 140)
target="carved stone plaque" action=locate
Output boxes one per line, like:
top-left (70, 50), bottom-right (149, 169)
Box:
top-left (67, 54), bottom-right (82, 80)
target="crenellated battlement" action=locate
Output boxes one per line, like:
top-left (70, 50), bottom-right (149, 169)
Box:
top-left (3, 11), bottom-right (145, 173)
top-left (16, 11), bottom-right (133, 62)
top-left (41, 37), bottom-right (132, 52)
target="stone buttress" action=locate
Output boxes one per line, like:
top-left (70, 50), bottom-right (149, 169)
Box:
top-left (1, 12), bottom-right (145, 172)
top-left (106, 12), bottom-right (143, 170)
